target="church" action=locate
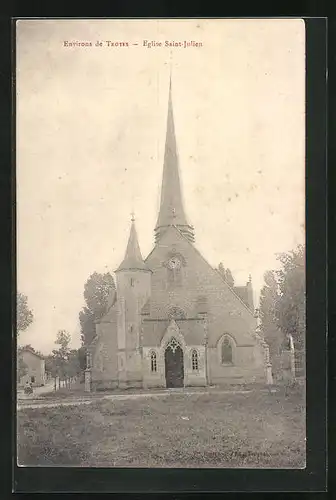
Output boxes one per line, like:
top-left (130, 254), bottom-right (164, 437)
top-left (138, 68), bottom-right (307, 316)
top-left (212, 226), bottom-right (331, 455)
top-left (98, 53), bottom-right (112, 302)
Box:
top-left (87, 79), bottom-right (272, 391)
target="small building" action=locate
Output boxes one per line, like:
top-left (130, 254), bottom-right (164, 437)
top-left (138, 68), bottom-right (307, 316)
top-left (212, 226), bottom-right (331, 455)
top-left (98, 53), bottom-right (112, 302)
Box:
top-left (19, 347), bottom-right (46, 387)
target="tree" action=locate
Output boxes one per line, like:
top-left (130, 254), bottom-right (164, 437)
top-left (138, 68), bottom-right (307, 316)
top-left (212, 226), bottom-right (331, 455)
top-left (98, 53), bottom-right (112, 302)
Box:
top-left (218, 262), bottom-right (225, 278)
top-left (275, 244), bottom-right (305, 377)
top-left (259, 270), bottom-right (284, 379)
top-left (79, 272), bottom-right (116, 346)
top-left (259, 244), bottom-right (305, 379)
top-left (78, 345), bottom-right (87, 371)
top-left (67, 349), bottom-right (82, 386)
top-left (17, 292), bottom-right (33, 334)
top-left (52, 330), bottom-right (72, 389)
top-left (218, 263), bottom-right (235, 288)
top-left (79, 307), bottom-right (96, 347)
top-left (45, 354), bottom-right (59, 390)
top-left (51, 332), bottom-right (84, 389)
top-left (22, 344), bottom-right (34, 351)
top-left (54, 329), bottom-right (71, 354)
top-left (75, 346), bottom-right (87, 383)
top-left (225, 269), bottom-right (235, 288)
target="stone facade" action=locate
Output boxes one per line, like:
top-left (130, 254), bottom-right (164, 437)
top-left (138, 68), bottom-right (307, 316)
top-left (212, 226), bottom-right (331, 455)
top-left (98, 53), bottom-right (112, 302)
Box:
top-left (88, 78), bottom-right (271, 390)
top-left (19, 348), bottom-right (46, 387)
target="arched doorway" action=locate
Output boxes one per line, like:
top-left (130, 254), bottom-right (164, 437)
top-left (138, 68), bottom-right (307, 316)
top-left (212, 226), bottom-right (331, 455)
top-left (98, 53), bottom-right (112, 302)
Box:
top-left (164, 339), bottom-right (184, 388)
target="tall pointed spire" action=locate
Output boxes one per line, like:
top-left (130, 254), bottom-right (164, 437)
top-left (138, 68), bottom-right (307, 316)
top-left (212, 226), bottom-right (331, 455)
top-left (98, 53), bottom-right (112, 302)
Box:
top-left (116, 216), bottom-right (150, 272)
top-left (154, 72), bottom-right (195, 243)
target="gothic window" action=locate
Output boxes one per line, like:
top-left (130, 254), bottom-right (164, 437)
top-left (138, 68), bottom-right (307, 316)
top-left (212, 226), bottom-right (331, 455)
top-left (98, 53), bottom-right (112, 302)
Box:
top-left (166, 337), bottom-right (181, 353)
top-left (150, 351), bottom-right (157, 373)
top-left (221, 336), bottom-right (233, 364)
top-left (168, 306), bottom-right (186, 320)
top-left (191, 349), bottom-right (199, 371)
top-left (130, 278), bottom-right (135, 287)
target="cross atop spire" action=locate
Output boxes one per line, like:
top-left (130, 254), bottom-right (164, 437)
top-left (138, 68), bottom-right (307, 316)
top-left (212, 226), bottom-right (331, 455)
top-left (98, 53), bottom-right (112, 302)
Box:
top-left (154, 73), bottom-right (194, 243)
top-left (116, 218), bottom-right (150, 272)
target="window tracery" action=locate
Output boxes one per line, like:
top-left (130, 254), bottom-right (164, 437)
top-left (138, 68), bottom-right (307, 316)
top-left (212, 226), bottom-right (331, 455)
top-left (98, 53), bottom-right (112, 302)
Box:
top-left (167, 306), bottom-right (186, 320)
top-left (166, 337), bottom-right (181, 354)
top-left (150, 351), bottom-right (157, 372)
top-left (191, 349), bottom-right (199, 371)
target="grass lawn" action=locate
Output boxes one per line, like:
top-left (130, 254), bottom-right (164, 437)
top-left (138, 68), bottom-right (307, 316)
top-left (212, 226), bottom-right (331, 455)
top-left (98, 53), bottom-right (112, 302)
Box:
top-left (17, 388), bottom-right (305, 468)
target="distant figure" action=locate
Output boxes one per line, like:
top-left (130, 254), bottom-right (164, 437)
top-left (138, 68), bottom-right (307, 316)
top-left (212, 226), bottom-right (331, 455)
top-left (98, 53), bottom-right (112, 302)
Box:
top-left (24, 380), bottom-right (33, 395)
top-left (283, 335), bottom-right (291, 351)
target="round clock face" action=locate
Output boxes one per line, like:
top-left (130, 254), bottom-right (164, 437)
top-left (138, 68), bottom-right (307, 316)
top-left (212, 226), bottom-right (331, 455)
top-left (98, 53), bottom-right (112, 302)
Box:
top-left (168, 257), bottom-right (181, 269)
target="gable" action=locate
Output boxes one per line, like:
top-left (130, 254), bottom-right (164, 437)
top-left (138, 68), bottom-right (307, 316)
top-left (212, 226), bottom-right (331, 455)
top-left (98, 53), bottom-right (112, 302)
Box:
top-left (145, 225), bottom-right (254, 321)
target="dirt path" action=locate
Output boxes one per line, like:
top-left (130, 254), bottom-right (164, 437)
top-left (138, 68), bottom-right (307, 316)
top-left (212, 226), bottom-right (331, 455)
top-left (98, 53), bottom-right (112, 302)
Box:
top-left (17, 388), bottom-right (255, 410)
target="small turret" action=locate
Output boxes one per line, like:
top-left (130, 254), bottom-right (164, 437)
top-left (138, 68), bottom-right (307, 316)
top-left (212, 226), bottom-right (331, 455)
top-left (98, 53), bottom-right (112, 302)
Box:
top-left (116, 215), bottom-right (151, 273)
top-left (115, 216), bottom-right (152, 388)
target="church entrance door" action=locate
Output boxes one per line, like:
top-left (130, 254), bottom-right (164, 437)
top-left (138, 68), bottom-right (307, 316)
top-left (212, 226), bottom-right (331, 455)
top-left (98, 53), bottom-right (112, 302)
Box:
top-left (165, 343), bottom-right (184, 388)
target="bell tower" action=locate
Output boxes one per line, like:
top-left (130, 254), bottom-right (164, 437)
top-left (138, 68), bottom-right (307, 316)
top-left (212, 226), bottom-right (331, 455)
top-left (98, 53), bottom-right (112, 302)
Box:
top-left (115, 215), bottom-right (152, 388)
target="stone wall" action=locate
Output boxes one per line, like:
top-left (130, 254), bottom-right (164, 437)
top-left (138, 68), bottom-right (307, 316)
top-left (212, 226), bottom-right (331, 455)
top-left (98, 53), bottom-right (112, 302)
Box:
top-left (115, 269), bottom-right (151, 386)
top-left (145, 226), bottom-right (265, 385)
top-left (142, 343), bottom-right (207, 388)
top-left (91, 224), bottom-right (268, 390)
top-left (92, 311), bottom-right (118, 386)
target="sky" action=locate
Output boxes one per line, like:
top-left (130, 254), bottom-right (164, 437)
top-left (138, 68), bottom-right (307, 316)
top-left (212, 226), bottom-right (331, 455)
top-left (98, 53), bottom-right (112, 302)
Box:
top-left (16, 19), bottom-right (305, 354)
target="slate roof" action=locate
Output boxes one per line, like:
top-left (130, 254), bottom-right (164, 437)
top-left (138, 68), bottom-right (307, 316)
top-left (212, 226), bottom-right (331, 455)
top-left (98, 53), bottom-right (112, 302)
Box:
top-left (116, 220), bottom-right (151, 272)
